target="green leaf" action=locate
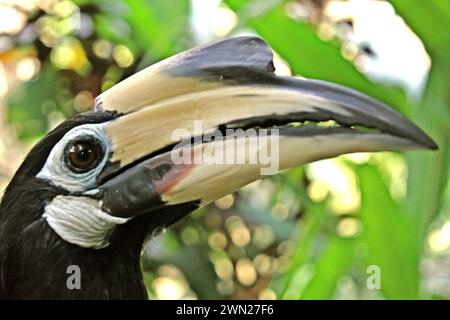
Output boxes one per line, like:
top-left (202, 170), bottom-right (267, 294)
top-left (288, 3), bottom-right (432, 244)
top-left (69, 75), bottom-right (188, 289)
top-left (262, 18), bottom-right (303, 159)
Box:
top-left (92, 0), bottom-right (190, 60)
top-left (385, 0), bottom-right (450, 298)
top-left (271, 202), bottom-right (327, 298)
top-left (405, 61), bottom-right (450, 242)
top-left (356, 163), bottom-right (419, 299)
top-left (388, 0), bottom-right (450, 65)
top-left (7, 65), bottom-right (59, 142)
top-left (93, 14), bottom-right (132, 46)
top-left (248, 6), bottom-right (412, 115)
top-left (224, 0), bottom-right (252, 12)
top-left (125, 0), bottom-right (190, 58)
top-left (299, 237), bottom-right (355, 299)
top-left (386, 1), bottom-right (450, 250)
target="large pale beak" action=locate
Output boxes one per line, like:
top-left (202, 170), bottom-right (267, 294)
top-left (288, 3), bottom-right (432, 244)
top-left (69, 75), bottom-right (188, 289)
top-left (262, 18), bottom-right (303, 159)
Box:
top-left (93, 37), bottom-right (437, 219)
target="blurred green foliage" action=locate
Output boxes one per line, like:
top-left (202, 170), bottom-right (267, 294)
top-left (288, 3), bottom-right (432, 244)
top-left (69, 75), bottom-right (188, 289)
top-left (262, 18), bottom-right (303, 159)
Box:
top-left (1, 0), bottom-right (449, 299)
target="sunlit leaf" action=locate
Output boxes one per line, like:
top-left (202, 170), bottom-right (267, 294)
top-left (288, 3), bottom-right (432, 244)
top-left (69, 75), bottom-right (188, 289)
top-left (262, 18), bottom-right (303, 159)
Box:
top-left (299, 237), bottom-right (355, 299)
top-left (356, 163), bottom-right (419, 299)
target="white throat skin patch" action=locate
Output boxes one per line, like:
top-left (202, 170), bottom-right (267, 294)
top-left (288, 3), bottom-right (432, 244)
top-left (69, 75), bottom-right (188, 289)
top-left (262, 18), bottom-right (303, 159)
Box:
top-left (43, 195), bottom-right (130, 249)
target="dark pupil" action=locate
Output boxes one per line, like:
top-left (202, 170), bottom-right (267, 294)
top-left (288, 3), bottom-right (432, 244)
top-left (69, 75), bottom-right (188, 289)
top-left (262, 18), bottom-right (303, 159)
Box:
top-left (68, 141), bottom-right (100, 171)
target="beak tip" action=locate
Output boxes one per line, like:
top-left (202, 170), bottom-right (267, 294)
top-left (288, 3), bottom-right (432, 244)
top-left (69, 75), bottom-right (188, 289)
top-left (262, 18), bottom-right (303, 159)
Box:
top-left (426, 140), bottom-right (439, 150)
top-left (415, 134), bottom-right (438, 150)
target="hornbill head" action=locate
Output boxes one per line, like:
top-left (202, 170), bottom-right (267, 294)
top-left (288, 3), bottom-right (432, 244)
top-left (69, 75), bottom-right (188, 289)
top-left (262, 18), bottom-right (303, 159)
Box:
top-left (0, 37), bottom-right (437, 299)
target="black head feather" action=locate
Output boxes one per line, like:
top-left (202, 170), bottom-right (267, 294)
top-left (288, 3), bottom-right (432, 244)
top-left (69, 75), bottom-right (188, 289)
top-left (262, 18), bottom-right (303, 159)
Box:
top-left (0, 111), bottom-right (197, 299)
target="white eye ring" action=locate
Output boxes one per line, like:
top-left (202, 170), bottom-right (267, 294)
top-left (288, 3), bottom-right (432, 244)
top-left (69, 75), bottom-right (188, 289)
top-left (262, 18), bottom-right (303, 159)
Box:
top-left (37, 123), bottom-right (110, 192)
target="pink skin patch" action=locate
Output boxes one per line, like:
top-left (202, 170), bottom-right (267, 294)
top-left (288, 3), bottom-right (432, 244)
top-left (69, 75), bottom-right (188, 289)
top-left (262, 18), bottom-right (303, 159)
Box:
top-left (141, 152), bottom-right (195, 195)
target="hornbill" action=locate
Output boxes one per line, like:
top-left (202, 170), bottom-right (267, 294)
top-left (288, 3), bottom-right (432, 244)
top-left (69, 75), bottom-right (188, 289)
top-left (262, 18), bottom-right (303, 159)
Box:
top-left (0, 37), bottom-right (437, 299)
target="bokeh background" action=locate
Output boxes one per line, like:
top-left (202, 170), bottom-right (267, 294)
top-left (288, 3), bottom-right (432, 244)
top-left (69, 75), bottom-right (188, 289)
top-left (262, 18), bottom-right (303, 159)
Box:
top-left (0, 0), bottom-right (449, 300)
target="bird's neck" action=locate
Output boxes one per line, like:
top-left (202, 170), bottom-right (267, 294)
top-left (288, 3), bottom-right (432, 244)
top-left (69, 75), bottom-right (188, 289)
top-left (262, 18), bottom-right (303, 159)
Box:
top-left (0, 217), bottom-right (149, 299)
top-left (0, 176), bottom-right (197, 299)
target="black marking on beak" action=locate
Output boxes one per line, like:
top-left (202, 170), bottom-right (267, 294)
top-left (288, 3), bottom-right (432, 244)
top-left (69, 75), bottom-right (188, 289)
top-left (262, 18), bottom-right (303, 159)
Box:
top-left (97, 162), bottom-right (171, 218)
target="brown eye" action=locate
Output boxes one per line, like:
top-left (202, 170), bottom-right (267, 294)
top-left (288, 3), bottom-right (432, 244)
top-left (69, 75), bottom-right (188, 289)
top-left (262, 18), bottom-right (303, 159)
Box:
top-left (65, 138), bottom-right (103, 173)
